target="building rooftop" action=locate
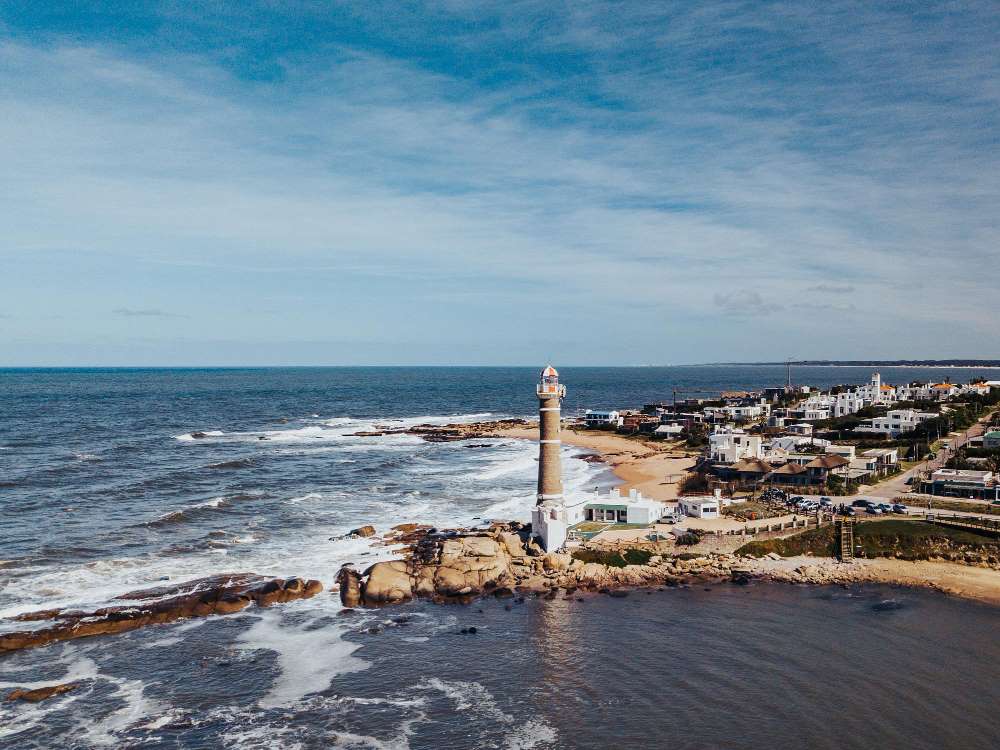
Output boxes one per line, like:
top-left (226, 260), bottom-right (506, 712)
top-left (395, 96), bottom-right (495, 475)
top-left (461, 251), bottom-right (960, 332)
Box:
top-left (805, 454), bottom-right (851, 470)
top-left (732, 457), bottom-right (774, 473)
top-left (771, 462), bottom-right (808, 475)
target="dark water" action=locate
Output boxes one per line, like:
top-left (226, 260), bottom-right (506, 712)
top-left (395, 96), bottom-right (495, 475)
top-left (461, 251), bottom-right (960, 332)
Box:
top-left (2, 366), bottom-right (998, 749)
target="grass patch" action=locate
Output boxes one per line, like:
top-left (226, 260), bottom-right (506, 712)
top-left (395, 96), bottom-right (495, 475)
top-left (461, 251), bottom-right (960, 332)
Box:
top-left (571, 522), bottom-right (613, 532)
top-left (736, 519), bottom-right (1000, 560)
top-left (572, 548), bottom-right (655, 568)
top-left (907, 498), bottom-right (1000, 516)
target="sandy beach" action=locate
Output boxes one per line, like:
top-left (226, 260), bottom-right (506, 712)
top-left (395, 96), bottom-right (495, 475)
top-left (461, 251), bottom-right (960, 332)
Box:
top-left (754, 555), bottom-right (1000, 606)
top-left (492, 423), bottom-right (696, 501)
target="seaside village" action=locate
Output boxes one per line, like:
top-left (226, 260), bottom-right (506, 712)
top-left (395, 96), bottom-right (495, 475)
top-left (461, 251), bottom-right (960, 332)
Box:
top-left (530, 366), bottom-right (1000, 552)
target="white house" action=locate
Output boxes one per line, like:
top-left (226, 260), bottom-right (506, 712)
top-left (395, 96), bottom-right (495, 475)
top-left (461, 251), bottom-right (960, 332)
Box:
top-left (861, 447), bottom-right (900, 473)
top-left (825, 444), bottom-right (856, 460)
top-left (709, 427), bottom-right (764, 464)
top-left (677, 494), bottom-right (721, 519)
top-left (582, 488), bottom-right (667, 525)
top-left (855, 409), bottom-right (935, 437)
top-left (584, 410), bottom-right (622, 428)
top-left (854, 371), bottom-right (898, 406)
top-left (833, 391), bottom-right (866, 417)
top-left (654, 424), bottom-right (685, 438)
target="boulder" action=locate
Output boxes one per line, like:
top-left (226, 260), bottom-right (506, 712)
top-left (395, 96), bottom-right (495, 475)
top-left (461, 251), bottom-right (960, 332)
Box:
top-left (499, 532), bottom-right (528, 558)
top-left (434, 566), bottom-right (472, 596)
top-left (336, 566), bottom-right (364, 608)
top-left (543, 553), bottom-right (572, 572)
top-left (576, 563), bottom-right (612, 587)
top-left (6, 683), bottom-right (79, 702)
top-left (349, 525), bottom-right (377, 538)
top-left (516, 576), bottom-right (549, 593)
top-left (459, 536), bottom-right (501, 558)
top-left (413, 567), bottom-right (437, 597)
top-left (363, 561), bottom-right (414, 605)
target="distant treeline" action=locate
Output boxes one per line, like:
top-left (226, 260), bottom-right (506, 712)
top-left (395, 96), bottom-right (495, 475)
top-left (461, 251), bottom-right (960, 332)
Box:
top-left (717, 360), bottom-right (1000, 367)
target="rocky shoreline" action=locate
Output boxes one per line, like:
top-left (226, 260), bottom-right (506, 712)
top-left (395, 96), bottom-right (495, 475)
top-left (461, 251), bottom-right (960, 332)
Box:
top-left (0, 573), bottom-right (322, 654)
top-left (5, 522), bottom-right (998, 702)
top-left (336, 522), bottom-right (1000, 608)
top-left (349, 418), bottom-right (531, 442)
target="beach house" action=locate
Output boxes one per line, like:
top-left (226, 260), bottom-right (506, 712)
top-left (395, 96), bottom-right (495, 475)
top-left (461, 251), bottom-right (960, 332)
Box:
top-left (709, 427), bottom-right (764, 464)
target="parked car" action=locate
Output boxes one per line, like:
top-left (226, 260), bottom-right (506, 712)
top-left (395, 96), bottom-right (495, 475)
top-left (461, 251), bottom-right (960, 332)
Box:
top-left (876, 503), bottom-right (893, 514)
top-left (842, 506), bottom-right (857, 516)
top-left (865, 505), bottom-right (883, 515)
top-left (819, 497), bottom-right (833, 508)
top-left (891, 504), bottom-right (908, 514)
top-left (851, 499), bottom-right (869, 508)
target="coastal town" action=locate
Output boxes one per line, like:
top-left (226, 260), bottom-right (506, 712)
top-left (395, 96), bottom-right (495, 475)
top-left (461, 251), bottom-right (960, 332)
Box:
top-left (333, 366), bottom-right (1000, 610)
top-left (558, 368), bottom-right (1000, 537)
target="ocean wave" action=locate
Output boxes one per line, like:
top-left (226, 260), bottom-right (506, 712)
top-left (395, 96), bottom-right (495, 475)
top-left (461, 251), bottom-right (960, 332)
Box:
top-left (175, 430), bottom-right (225, 442)
top-left (417, 678), bottom-right (558, 749)
top-left (236, 608), bottom-right (370, 709)
top-left (205, 457), bottom-right (258, 470)
top-left (146, 497), bottom-right (230, 527)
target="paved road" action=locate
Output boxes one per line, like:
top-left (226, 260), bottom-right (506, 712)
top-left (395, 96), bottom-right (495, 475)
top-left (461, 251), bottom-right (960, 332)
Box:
top-left (867, 413), bottom-right (994, 499)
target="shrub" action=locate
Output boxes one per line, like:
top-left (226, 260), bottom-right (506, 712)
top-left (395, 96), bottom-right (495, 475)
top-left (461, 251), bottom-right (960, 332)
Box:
top-left (675, 532), bottom-right (702, 546)
top-left (678, 472), bottom-right (709, 494)
top-left (572, 548), bottom-right (654, 568)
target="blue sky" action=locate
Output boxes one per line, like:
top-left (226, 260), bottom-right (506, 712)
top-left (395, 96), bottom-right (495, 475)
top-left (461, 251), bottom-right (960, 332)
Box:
top-left (1, 1), bottom-right (998, 365)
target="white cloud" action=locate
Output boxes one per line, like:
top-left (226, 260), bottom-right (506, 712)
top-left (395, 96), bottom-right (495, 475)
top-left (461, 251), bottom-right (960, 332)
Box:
top-left (1, 1), bottom-right (999, 364)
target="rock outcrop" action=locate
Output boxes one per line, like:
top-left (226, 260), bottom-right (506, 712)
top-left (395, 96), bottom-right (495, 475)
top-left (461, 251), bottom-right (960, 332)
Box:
top-left (0, 573), bottom-right (322, 653)
top-left (6, 683), bottom-right (79, 702)
top-left (337, 524), bottom-right (760, 607)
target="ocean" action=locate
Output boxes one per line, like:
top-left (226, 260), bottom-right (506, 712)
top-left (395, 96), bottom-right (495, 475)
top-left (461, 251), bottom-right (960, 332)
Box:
top-left (2, 365), bottom-right (999, 749)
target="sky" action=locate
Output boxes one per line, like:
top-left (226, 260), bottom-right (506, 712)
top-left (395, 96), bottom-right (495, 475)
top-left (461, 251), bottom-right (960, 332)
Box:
top-left (1, 1), bottom-right (998, 366)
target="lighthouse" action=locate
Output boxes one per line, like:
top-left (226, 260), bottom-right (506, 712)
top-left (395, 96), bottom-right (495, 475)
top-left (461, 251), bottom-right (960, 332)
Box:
top-left (536, 364), bottom-right (566, 504)
top-left (531, 365), bottom-right (572, 551)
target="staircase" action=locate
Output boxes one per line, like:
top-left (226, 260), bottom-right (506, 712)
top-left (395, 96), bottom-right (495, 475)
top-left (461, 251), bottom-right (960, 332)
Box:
top-left (836, 519), bottom-right (855, 561)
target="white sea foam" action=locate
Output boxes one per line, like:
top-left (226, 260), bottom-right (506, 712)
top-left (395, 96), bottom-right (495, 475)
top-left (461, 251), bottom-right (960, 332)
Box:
top-left (5, 412), bottom-right (605, 627)
top-left (418, 678), bottom-right (558, 749)
top-left (0, 652), bottom-right (162, 747)
top-left (235, 606), bottom-right (370, 709)
top-left (175, 429), bottom-right (225, 441)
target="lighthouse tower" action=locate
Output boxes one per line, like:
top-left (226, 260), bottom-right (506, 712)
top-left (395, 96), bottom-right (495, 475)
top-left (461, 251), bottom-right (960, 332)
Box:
top-left (531, 365), bottom-right (570, 551)
top-left (536, 365), bottom-right (566, 504)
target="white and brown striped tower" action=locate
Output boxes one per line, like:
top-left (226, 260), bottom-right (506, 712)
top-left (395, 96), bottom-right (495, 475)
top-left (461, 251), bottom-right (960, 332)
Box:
top-left (536, 365), bottom-right (566, 507)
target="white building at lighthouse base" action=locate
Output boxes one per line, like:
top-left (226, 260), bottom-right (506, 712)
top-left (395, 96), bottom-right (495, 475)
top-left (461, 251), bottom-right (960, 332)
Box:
top-left (531, 494), bottom-right (588, 552)
top-left (532, 488), bottom-right (676, 551)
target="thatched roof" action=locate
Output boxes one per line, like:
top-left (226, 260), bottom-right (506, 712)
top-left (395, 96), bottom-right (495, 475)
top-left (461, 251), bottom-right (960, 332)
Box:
top-left (770, 462), bottom-right (808, 475)
top-left (732, 458), bottom-right (774, 474)
top-left (805, 453), bottom-right (851, 470)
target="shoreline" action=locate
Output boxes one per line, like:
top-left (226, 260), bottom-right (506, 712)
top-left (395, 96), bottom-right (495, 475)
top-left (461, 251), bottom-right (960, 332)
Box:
top-left (464, 420), bottom-right (1000, 606)
top-left (489, 424), bottom-right (696, 502)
